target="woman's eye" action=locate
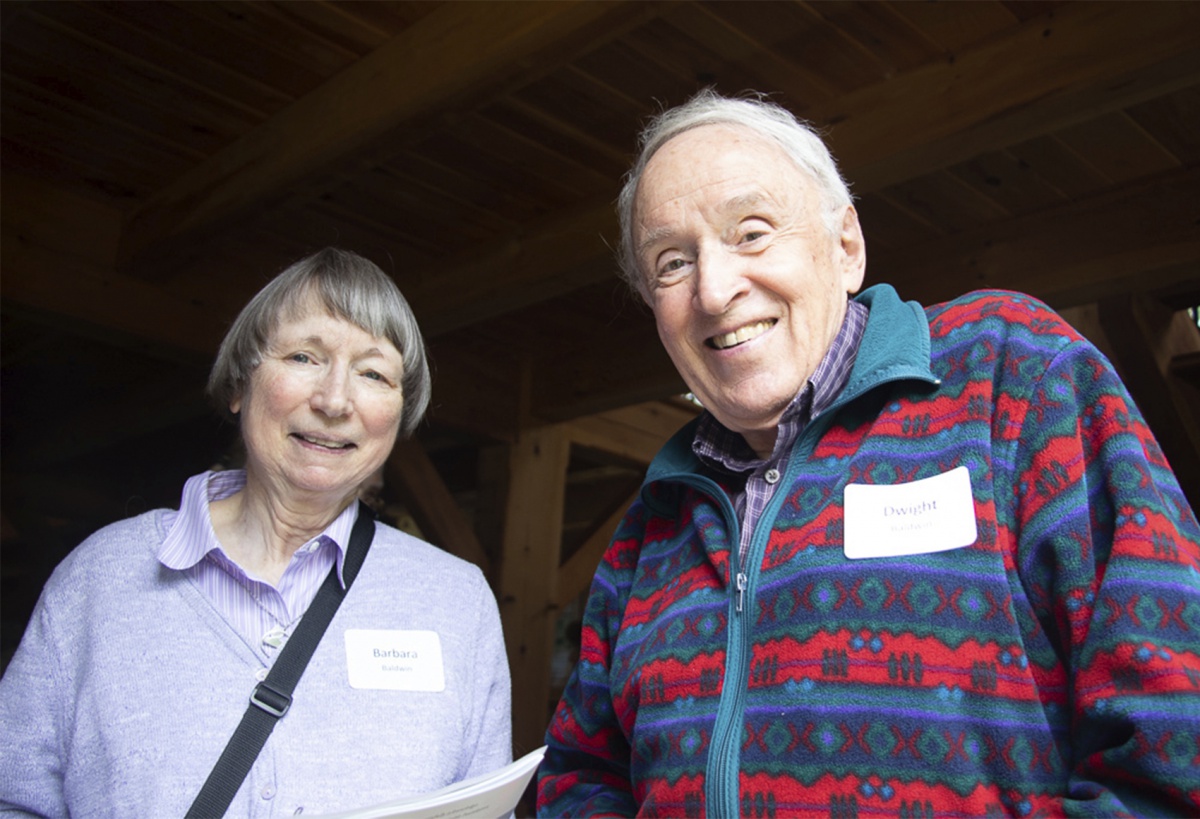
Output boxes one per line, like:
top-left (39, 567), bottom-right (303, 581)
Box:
top-left (289, 352), bottom-right (312, 364)
top-left (362, 369), bottom-right (397, 386)
top-left (741, 230), bottom-right (766, 243)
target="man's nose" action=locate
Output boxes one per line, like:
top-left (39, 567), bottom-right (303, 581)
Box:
top-left (693, 248), bottom-right (748, 315)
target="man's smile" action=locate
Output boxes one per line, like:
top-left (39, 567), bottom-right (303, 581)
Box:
top-left (707, 319), bottom-right (776, 350)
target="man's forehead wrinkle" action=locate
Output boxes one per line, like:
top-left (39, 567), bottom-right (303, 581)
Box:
top-left (636, 188), bottom-right (780, 255)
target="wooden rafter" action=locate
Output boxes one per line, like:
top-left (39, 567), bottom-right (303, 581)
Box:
top-left (116, 1), bottom-right (653, 275)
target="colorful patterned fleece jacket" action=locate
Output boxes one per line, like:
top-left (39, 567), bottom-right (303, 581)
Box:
top-left (538, 284), bottom-right (1200, 818)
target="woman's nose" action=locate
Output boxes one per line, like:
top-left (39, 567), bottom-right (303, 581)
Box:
top-left (310, 368), bottom-right (352, 417)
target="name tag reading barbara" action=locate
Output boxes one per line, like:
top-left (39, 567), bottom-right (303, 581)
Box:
top-left (344, 629), bottom-right (445, 691)
top-left (843, 466), bottom-right (978, 559)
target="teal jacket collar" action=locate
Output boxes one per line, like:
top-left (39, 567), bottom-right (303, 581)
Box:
top-left (644, 283), bottom-right (936, 488)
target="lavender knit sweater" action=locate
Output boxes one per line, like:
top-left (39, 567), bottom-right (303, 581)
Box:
top-left (0, 509), bottom-right (512, 817)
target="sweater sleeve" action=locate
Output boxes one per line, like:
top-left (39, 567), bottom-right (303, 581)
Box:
top-left (459, 567), bottom-right (514, 780)
top-left (537, 504), bottom-right (644, 817)
top-left (1011, 333), bottom-right (1200, 816)
top-left (0, 591), bottom-right (70, 817)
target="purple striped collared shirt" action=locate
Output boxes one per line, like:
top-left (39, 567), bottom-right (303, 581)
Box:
top-left (157, 470), bottom-right (356, 654)
top-left (693, 299), bottom-right (868, 563)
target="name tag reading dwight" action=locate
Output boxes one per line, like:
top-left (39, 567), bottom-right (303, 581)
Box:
top-left (843, 466), bottom-right (977, 559)
top-left (344, 629), bottom-right (445, 691)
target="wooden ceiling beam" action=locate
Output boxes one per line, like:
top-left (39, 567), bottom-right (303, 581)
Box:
top-left (8, 4), bottom-right (1198, 442)
top-left (563, 401), bottom-right (697, 464)
top-left (813, 2), bottom-right (1200, 191)
top-left (0, 172), bottom-right (121, 268)
top-left (877, 166), bottom-right (1200, 310)
top-left (1, 225), bottom-right (226, 358)
top-left (403, 4), bottom-right (1200, 335)
top-left (408, 198), bottom-right (619, 338)
top-left (0, 172), bottom-right (231, 357)
top-left (18, 4), bottom-right (1198, 359)
top-left (116, 1), bottom-right (651, 276)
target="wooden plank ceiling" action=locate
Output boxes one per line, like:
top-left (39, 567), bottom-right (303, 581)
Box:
top-left (3, 1), bottom-right (1199, 661)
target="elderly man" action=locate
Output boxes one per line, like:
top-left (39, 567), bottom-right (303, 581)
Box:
top-left (537, 91), bottom-right (1200, 817)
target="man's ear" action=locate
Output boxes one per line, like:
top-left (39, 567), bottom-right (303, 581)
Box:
top-left (838, 205), bottom-right (867, 294)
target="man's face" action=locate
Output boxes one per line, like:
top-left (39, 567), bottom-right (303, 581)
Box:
top-left (634, 124), bottom-right (866, 457)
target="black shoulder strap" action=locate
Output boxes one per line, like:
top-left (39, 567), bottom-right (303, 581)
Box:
top-left (186, 501), bottom-right (377, 818)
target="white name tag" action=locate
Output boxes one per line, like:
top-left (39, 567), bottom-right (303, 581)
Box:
top-left (344, 629), bottom-right (445, 691)
top-left (843, 466), bottom-right (978, 559)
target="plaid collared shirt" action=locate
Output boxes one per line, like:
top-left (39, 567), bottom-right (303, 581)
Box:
top-left (693, 299), bottom-right (868, 564)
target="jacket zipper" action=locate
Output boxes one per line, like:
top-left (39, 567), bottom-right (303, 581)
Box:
top-left (706, 560), bottom-right (751, 817)
top-left (701, 390), bottom-right (906, 816)
top-left (705, 475), bottom-right (788, 817)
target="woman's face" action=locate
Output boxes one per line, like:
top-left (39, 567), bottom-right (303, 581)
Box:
top-left (231, 305), bottom-right (405, 508)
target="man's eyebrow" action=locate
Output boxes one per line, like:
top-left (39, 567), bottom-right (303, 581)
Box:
top-left (637, 226), bottom-right (674, 257)
top-left (637, 192), bottom-right (774, 257)
top-left (720, 191), bottom-right (773, 218)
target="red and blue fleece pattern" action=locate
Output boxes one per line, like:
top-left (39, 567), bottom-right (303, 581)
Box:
top-left (538, 286), bottom-right (1200, 818)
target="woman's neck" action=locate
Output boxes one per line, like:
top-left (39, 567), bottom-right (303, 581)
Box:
top-left (209, 479), bottom-right (353, 586)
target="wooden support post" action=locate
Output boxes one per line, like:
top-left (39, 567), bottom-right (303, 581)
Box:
top-left (495, 426), bottom-right (571, 756)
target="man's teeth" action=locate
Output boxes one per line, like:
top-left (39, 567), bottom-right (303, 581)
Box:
top-left (710, 320), bottom-right (774, 350)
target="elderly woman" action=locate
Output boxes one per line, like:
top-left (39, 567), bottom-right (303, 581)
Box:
top-left (0, 248), bottom-right (512, 816)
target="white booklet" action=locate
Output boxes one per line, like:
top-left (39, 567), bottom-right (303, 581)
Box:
top-left (313, 746), bottom-right (547, 819)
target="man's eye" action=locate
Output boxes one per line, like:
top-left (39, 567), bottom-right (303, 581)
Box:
top-left (657, 257), bottom-right (691, 280)
top-left (740, 230), bottom-right (766, 243)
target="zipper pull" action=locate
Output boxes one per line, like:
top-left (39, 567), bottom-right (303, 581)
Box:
top-left (735, 572), bottom-right (747, 613)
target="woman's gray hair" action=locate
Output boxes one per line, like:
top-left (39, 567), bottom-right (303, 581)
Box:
top-left (207, 247), bottom-right (431, 437)
top-left (616, 89), bottom-right (854, 298)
